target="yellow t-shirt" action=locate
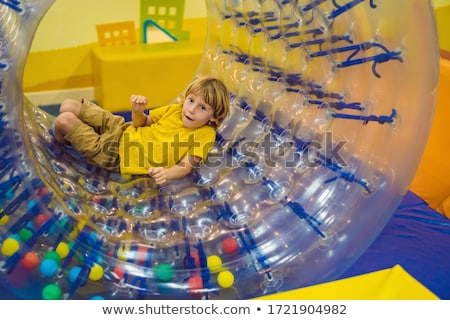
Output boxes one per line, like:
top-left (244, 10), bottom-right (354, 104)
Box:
top-left (119, 104), bottom-right (216, 175)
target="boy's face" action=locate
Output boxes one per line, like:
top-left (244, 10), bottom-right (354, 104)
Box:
top-left (182, 92), bottom-right (216, 128)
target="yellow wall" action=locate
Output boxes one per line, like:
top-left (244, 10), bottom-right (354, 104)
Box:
top-left (29, 0), bottom-right (207, 52)
top-left (29, 0), bottom-right (447, 53)
top-left (24, 0), bottom-right (207, 93)
top-left (24, 1), bottom-right (449, 94)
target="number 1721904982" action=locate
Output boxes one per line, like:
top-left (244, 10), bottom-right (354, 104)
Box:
top-left (267, 304), bottom-right (347, 315)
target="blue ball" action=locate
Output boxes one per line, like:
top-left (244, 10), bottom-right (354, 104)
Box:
top-left (8, 233), bottom-right (21, 242)
top-left (40, 258), bottom-right (58, 277)
top-left (68, 266), bottom-right (82, 283)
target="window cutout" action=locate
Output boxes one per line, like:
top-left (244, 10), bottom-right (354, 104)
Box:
top-left (169, 7), bottom-right (177, 16)
top-left (148, 6), bottom-right (156, 15)
top-left (159, 7), bottom-right (167, 15)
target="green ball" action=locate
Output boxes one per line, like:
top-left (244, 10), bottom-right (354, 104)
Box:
top-left (42, 284), bottom-right (62, 300)
top-left (18, 228), bottom-right (33, 242)
top-left (44, 250), bottom-right (61, 264)
top-left (154, 264), bottom-right (173, 282)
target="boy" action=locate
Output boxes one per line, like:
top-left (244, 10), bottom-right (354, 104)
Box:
top-left (53, 77), bottom-right (230, 185)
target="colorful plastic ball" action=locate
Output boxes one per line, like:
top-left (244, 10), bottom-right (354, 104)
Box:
top-left (77, 251), bottom-right (85, 264)
top-left (184, 252), bottom-right (200, 268)
top-left (25, 221), bottom-right (35, 230)
top-left (20, 251), bottom-right (40, 270)
top-left (36, 186), bottom-right (49, 198)
top-left (112, 265), bottom-right (125, 280)
top-left (18, 228), bottom-right (33, 242)
top-left (117, 245), bottom-right (131, 261)
top-left (67, 220), bottom-right (86, 239)
top-left (76, 220), bottom-right (87, 232)
top-left (68, 266), bottom-right (82, 283)
top-left (89, 263), bottom-right (104, 281)
top-left (35, 213), bottom-right (48, 228)
top-left (154, 263), bottom-right (173, 282)
top-left (8, 233), bottom-right (21, 242)
top-left (55, 242), bottom-right (70, 259)
top-left (42, 284), bottom-right (62, 300)
top-left (192, 252), bottom-right (200, 266)
top-left (222, 237), bottom-right (239, 254)
top-left (4, 189), bottom-right (15, 200)
top-left (44, 250), bottom-right (61, 264)
top-left (217, 270), bottom-right (235, 288)
top-left (40, 258), bottom-right (59, 277)
top-left (0, 214), bottom-right (9, 226)
top-left (1, 237), bottom-right (20, 257)
top-left (207, 255), bottom-right (223, 273)
top-left (136, 245), bottom-right (149, 263)
top-left (187, 275), bottom-right (203, 291)
top-left (26, 200), bottom-right (38, 212)
top-left (88, 232), bottom-right (99, 245)
top-left (68, 229), bottom-right (79, 240)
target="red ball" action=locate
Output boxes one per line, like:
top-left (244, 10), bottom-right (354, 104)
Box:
top-left (35, 214), bottom-right (49, 229)
top-left (187, 275), bottom-right (203, 291)
top-left (184, 252), bottom-right (200, 268)
top-left (190, 252), bottom-right (200, 266)
top-left (20, 251), bottom-right (40, 270)
top-left (112, 266), bottom-right (125, 280)
top-left (136, 246), bottom-right (150, 264)
top-left (222, 237), bottom-right (239, 254)
top-left (36, 187), bottom-right (49, 198)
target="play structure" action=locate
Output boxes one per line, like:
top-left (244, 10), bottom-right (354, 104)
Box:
top-left (0, 0), bottom-right (440, 299)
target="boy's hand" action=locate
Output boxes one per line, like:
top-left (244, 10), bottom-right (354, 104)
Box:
top-left (131, 95), bottom-right (148, 113)
top-left (149, 167), bottom-right (168, 185)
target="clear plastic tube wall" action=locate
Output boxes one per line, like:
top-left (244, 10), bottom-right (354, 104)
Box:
top-left (0, 0), bottom-right (439, 299)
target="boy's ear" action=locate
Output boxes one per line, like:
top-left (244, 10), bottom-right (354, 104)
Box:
top-left (209, 115), bottom-right (218, 124)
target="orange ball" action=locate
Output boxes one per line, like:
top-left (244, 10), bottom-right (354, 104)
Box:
top-left (20, 251), bottom-right (40, 270)
top-left (222, 237), bottom-right (239, 254)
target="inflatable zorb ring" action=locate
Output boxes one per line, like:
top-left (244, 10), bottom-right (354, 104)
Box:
top-left (0, 0), bottom-right (439, 300)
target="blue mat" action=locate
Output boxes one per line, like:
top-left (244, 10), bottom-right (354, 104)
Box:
top-left (342, 190), bottom-right (450, 299)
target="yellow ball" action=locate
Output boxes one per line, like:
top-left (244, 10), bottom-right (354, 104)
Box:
top-left (207, 255), bottom-right (222, 273)
top-left (117, 245), bottom-right (131, 261)
top-left (217, 270), bottom-right (235, 288)
top-left (68, 220), bottom-right (87, 240)
top-left (89, 263), bottom-right (104, 281)
top-left (56, 242), bottom-right (69, 259)
top-left (68, 228), bottom-right (79, 240)
top-left (0, 214), bottom-right (9, 226)
top-left (76, 220), bottom-right (87, 231)
top-left (1, 238), bottom-right (20, 257)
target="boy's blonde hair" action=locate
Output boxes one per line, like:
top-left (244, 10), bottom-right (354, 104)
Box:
top-left (183, 76), bottom-right (230, 128)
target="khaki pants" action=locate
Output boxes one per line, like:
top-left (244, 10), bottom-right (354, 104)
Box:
top-left (64, 99), bottom-right (129, 172)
